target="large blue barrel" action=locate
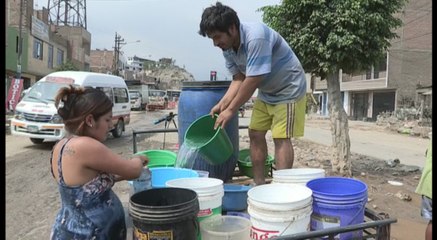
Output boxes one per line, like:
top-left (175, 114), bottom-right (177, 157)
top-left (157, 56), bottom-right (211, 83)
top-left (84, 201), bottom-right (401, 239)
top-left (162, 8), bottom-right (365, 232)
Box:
top-left (178, 81), bottom-right (239, 182)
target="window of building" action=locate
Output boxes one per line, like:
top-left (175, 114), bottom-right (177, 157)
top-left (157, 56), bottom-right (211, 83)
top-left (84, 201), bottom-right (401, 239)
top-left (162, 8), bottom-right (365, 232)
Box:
top-left (57, 49), bottom-right (64, 66)
top-left (33, 38), bottom-right (43, 60)
top-left (48, 45), bottom-right (54, 68)
top-left (366, 53), bottom-right (387, 80)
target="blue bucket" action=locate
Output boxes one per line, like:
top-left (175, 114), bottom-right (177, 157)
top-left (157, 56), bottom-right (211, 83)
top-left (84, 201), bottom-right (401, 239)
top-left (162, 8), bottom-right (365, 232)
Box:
top-left (150, 167), bottom-right (199, 188)
top-left (222, 184), bottom-right (252, 212)
top-left (306, 177), bottom-right (368, 240)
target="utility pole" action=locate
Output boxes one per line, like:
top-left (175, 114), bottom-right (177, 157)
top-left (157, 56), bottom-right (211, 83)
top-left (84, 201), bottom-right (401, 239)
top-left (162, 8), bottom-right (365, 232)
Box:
top-left (17, 0), bottom-right (24, 79)
top-left (112, 32), bottom-right (125, 76)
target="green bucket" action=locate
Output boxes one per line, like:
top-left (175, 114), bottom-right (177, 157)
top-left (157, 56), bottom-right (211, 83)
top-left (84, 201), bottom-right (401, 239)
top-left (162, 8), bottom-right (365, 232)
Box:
top-left (184, 114), bottom-right (234, 165)
top-left (237, 149), bottom-right (275, 178)
top-left (135, 150), bottom-right (177, 168)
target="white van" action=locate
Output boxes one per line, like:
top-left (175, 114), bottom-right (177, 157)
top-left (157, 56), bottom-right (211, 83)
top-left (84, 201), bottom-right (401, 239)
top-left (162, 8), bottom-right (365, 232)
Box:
top-left (10, 71), bottom-right (131, 144)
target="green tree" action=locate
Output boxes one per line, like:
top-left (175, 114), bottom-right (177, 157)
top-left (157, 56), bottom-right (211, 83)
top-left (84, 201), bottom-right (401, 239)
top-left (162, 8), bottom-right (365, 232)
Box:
top-left (54, 61), bottom-right (79, 71)
top-left (261, 0), bottom-right (406, 176)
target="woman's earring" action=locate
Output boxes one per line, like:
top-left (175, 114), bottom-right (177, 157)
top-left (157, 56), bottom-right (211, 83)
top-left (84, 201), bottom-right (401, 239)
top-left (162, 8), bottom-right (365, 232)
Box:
top-left (89, 124), bottom-right (93, 128)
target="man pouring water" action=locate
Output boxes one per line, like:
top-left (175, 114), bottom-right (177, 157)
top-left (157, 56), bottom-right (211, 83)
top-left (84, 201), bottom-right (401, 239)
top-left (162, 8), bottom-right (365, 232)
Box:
top-left (199, 2), bottom-right (307, 185)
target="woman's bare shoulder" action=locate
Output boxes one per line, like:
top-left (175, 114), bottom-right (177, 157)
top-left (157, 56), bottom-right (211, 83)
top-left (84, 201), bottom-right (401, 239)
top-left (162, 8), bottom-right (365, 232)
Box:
top-left (68, 136), bottom-right (109, 154)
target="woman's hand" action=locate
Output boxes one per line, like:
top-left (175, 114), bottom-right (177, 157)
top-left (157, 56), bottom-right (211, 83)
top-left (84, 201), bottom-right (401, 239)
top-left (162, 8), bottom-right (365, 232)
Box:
top-left (137, 155), bottom-right (149, 167)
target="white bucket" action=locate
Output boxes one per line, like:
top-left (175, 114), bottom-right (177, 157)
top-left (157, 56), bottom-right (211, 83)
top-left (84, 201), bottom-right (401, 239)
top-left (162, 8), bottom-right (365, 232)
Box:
top-left (165, 177), bottom-right (224, 221)
top-left (247, 184), bottom-right (313, 239)
top-left (272, 168), bottom-right (325, 186)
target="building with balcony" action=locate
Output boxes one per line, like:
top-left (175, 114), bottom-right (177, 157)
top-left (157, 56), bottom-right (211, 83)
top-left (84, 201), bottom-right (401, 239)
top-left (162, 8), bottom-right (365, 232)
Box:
top-left (313, 0), bottom-right (432, 121)
top-left (5, 0), bottom-right (91, 91)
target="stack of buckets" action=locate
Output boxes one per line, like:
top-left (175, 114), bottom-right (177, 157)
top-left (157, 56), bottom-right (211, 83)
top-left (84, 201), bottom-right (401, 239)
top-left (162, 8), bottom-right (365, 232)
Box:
top-left (247, 183), bottom-right (313, 238)
top-left (246, 168), bottom-right (368, 240)
top-left (272, 168), bottom-right (326, 186)
top-left (306, 177), bottom-right (368, 240)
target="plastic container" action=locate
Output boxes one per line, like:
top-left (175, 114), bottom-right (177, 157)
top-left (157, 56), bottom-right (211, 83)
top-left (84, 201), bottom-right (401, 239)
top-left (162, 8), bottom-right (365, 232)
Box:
top-left (178, 81), bottom-right (239, 182)
top-left (237, 149), bottom-right (275, 178)
top-left (247, 183), bottom-right (313, 238)
top-left (306, 177), bottom-right (368, 240)
top-left (149, 167), bottom-right (199, 188)
top-left (272, 168), bottom-right (325, 186)
top-left (222, 184), bottom-right (252, 212)
top-left (135, 149), bottom-right (177, 168)
top-left (131, 167), bottom-right (152, 194)
top-left (184, 114), bottom-right (234, 165)
top-left (129, 188), bottom-right (199, 239)
top-left (200, 215), bottom-right (252, 240)
top-left (166, 177), bottom-right (224, 222)
top-left (195, 170), bottom-right (210, 178)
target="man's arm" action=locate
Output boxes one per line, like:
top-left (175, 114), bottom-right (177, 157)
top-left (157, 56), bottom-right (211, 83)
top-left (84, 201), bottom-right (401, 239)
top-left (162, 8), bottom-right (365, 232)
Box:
top-left (214, 74), bottom-right (262, 129)
top-left (218, 73), bottom-right (245, 110)
top-left (210, 72), bottom-right (244, 116)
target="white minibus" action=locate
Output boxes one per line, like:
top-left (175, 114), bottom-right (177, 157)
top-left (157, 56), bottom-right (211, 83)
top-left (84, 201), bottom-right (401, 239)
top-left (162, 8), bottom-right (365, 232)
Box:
top-left (10, 71), bottom-right (131, 144)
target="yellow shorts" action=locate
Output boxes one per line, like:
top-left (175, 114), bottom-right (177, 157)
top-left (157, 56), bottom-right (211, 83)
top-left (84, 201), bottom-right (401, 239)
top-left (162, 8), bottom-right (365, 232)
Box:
top-left (249, 96), bottom-right (306, 138)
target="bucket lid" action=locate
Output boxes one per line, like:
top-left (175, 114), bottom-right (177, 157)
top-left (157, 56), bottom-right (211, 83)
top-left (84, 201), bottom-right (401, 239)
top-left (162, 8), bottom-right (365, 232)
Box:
top-left (166, 177), bottom-right (224, 196)
top-left (248, 184), bottom-right (312, 211)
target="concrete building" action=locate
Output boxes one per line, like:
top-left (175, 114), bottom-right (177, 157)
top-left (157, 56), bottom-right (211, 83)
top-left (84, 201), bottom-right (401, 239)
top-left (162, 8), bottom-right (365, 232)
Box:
top-left (5, 0), bottom-right (90, 91)
top-left (89, 49), bottom-right (114, 74)
top-left (313, 0), bottom-right (432, 121)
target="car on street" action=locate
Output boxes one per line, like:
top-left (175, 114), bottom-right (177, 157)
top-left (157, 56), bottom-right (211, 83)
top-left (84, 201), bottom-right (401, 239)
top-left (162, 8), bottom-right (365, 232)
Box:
top-left (129, 90), bottom-right (143, 110)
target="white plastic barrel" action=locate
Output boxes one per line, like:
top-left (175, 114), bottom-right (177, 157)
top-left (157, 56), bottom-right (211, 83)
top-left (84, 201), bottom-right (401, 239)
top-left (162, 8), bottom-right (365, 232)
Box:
top-left (166, 177), bottom-right (224, 222)
top-left (247, 183), bottom-right (313, 239)
top-left (272, 168), bottom-right (325, 186)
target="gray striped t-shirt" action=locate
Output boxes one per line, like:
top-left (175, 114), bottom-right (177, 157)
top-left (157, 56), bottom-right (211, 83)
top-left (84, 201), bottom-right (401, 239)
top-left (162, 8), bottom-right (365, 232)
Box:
top-left (223, 22), bottom-right (307, 104)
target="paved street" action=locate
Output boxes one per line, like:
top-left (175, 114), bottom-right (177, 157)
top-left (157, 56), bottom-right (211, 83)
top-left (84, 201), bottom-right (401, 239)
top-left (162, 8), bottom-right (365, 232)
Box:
top-left (240, 111), bottom-right (429, 168)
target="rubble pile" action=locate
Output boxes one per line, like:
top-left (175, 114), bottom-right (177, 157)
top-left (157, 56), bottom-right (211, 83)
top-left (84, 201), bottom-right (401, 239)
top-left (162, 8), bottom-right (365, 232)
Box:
top-left (376, 111), bottom-right (432, 138)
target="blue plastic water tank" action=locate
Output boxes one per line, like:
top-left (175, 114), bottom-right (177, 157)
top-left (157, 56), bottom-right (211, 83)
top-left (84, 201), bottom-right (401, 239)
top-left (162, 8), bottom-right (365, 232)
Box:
top-left (178, 81), bottom-right (239, 182)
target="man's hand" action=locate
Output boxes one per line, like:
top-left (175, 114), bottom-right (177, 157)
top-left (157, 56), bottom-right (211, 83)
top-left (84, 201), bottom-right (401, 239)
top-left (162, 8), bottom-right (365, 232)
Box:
top-left (210, 103), bottom-right (222, 117)
top-left (214, 109), bottom-right (234, 130)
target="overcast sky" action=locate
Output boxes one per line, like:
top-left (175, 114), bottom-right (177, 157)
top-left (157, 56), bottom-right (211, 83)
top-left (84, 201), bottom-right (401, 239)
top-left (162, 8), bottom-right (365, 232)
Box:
top-left (35, 0), bottom-right (281, 80)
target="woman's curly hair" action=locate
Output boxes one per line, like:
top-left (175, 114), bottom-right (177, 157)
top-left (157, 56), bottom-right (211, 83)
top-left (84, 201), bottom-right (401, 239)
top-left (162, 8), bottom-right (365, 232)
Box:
top-left (55, 85), bottom-right (113, 135)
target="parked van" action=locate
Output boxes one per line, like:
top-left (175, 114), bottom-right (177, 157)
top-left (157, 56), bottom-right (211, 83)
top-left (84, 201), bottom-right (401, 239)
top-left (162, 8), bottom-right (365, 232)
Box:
top-left (10, 71), bottom-right (131, 144)
top-left (129, 90), bottom-right (143, 110)
top-left (147, 89), bottom-right (167, 111)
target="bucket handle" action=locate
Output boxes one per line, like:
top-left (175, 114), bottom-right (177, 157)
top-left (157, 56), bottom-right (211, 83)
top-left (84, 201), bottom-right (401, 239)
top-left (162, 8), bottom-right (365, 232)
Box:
top-left (279, 199), bottom-right (367, 236)
top-left (345, 199), bottom-right (367, 225)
